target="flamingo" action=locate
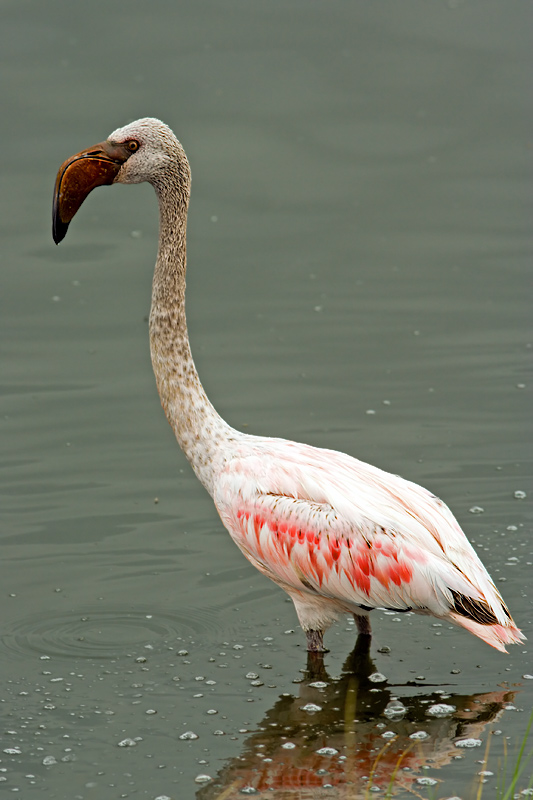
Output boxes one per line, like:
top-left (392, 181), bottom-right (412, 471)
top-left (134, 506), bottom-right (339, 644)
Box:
top-left (52, 118), bottom-right (523, 655)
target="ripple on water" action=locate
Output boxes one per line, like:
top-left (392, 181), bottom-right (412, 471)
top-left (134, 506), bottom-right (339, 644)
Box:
top-left (1, 607), bottom-right (220, 660)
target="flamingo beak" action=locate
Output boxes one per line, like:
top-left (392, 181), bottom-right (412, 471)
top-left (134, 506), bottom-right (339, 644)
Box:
top-left (52, 140), bottom-right (131, 244)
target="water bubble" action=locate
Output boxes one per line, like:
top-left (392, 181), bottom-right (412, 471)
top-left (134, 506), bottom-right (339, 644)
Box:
top-left (300, 703), bottom-right (322, 713)
top-left (245, 672), bottom-right (259, 680)
top-left (281, 742), bottom-right (296, 749)
top-left (309, 681), bottom-right (328, 689)
top-left (514, 491), bottom-right (527, 500)
top-left (384, 700), bottom-right (406, 720)
top-left (469, 506), bottom-right (484, 514)
top-left (206, 709), bottom-right (218, 715)
top-left (426, 703), bottom-right (456, 717)
top-left (240, 788), bottom-right (259, 795)
top-left (409, 731), bottom-right (429, 740)
top-left (316, 747), bottom-right (338, 755)
top-left (382, 731), bottom-right (396, 739)
top-left (179, 731), bottom-right (198, 740)
top-left (455, 738), bottom-right (482, 748)
top-left (195, 774), bottom-right (212, 784)
top-left (522, 674), bottom-right (533, 680)
top-left (118, 738), bottom-right (137, 747)
top-left (416, 777), bottom-right (437, 786)
top-left (369, 672), bottom-right (387, 683)
top-left (250, 680), bottom-right (263, 687)
top-left (42, 756), bottom-right (57, 765)
top-left (4, 747), bottom-right (22, 755)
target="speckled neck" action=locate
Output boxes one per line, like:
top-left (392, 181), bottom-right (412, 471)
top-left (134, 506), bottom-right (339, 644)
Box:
top-left (148, 149), bottom-right (236, 494)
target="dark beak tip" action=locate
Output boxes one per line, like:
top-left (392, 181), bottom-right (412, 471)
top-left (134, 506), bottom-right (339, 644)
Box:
top-left (52, 222), bottom-right (68, 244)
top-left (52, 207), bottom-right (69, 244)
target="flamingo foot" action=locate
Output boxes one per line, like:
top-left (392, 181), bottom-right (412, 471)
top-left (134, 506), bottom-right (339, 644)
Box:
top-left (353, 613), bottom-right (372, 637)
top-left (306, 629), bottom-right (329, 653)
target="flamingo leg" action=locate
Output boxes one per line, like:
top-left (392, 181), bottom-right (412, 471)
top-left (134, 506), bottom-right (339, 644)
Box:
top-left (305, 629), bottom-right (329, 653)
top-left (353, 613), bottom-right (372, 636)
top-left (305, 650), bottom-right (328, 679)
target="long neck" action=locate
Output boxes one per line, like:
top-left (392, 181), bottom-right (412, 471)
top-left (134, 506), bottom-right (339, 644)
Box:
top-left (149, 159), bottom-right (236, 494)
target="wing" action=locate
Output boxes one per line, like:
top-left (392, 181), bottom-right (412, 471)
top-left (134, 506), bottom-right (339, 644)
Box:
top-left (213, 438), bottom-right (511, 625)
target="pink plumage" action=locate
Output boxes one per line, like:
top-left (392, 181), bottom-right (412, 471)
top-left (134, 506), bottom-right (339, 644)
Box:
top-left (215, 438), bottom-right (523, 652)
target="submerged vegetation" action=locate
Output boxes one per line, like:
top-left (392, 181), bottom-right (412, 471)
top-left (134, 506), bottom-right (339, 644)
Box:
top-left (363, 708), bottom-right (533, 799)
top-left (494, 708), bottom-right (533, 800)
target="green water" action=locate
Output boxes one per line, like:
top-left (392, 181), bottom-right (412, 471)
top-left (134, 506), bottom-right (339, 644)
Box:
top-left (1, 1), bottom-right (531, 797)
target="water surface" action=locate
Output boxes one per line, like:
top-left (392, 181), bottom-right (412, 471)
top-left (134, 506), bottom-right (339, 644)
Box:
top-left (1, 1), bottom-right (532, 797)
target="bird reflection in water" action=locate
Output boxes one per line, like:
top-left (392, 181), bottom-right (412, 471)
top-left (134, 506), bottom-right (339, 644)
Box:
top-left (196, 637), bottom-right (513, 799)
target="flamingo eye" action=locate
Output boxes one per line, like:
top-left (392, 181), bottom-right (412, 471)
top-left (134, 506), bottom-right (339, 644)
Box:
top-left (126, 140), bottom-right (139, 152)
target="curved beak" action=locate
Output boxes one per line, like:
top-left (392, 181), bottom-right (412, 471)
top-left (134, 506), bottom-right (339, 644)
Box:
top-left (52, 140), bottom-right (130, 244)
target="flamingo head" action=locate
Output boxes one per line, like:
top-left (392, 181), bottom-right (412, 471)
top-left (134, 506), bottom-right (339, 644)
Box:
top-left (52, 117), bottom-right (189, 244)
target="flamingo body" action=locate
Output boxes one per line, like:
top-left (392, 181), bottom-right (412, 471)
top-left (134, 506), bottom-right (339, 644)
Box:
top-left (52, 118), bottom-right (524, 655)
top-left (214, 436), bottom-right (521, 652)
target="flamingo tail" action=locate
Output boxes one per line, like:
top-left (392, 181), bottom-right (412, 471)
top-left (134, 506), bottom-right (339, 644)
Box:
top-left (449, 612), bottom-right (525, 653)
